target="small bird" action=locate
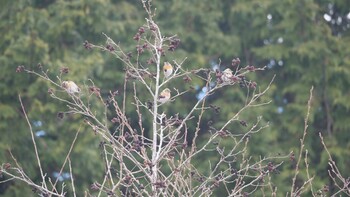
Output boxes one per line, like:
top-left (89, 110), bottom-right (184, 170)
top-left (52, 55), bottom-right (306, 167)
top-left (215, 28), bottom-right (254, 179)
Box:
top-left (221, 68), bottom-right (233, 83)
top-left (163, 62), bottom-right (173, 78)
top-left (158, 88), bottom-right (171, 103)
top-left (61, 81), bottom-right (80, 94)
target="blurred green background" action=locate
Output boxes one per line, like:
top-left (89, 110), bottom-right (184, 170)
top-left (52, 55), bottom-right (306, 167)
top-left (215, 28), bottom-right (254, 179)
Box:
top-left (1, 0), bottom-right (350, 196)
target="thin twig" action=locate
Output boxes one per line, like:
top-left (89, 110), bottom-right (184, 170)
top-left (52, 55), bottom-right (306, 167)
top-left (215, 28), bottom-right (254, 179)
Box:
top-left (69, 158), bottom-right (77, 197)
top-left (52, 125), bottom-right (81, 192)
top-left (18, 95), bottom-right (48, 189)
top-left (290, 86), bottom-right (313, 196)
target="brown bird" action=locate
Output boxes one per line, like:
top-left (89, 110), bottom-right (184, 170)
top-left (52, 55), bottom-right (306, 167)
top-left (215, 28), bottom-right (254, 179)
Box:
top-left (221, 68), bottom-right (233, 83)
top-left (163, 62), bottom-right (173, 78)
top-left (61, 81), bottom-right (80, 94)
top-left (158, 88), bottom-right (171, 103)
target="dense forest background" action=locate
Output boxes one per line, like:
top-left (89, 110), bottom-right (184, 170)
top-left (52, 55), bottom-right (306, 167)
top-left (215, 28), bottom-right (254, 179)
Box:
top-left (1, 0), bottom-right (350, 196)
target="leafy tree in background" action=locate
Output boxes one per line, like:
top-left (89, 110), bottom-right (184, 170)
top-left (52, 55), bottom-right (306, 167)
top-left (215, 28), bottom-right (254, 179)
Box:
top-left (152, 1), bottom-right (350, 194)
top-left (0, 0), bottom-right (145, 196)
top-left (226, 0), bottom-right (350, 194)
top-left (2, 0), bottom-right (282, 195)
top-left (1, 0), bottom-right (350, 196)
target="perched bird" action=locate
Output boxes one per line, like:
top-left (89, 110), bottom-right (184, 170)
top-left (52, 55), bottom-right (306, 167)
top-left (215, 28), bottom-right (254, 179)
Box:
top-left (163, 62), bottom-right (173, 78)
top-left (158, 88), bottom-right (171, 103)
top-left (221, 68), bottom-right (233, 83)
top-left (61, 81), bottom-right (80, 94)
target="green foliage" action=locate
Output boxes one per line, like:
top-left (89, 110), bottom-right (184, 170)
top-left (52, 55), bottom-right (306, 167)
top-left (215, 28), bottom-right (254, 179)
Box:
top-left (1, 0), bottom-right (350, 195)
